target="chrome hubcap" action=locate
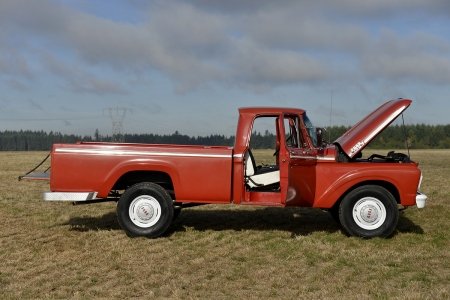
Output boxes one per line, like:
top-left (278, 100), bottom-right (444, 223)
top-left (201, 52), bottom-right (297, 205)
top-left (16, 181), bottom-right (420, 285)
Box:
top-left (129, 195), bottom-right (161, 228)
top-left (360, 204), bottom-right (379, 223)
top-left (352, 197), bottom-right (386, 230)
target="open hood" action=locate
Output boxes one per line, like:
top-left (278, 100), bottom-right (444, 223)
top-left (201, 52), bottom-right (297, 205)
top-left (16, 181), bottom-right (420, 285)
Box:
top-left (334, 99), bottom-right (412, 158)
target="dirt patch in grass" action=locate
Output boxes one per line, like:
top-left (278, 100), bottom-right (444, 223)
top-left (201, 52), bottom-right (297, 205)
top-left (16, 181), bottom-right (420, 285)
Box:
top-left (1, 150), bottom-right (449, 299)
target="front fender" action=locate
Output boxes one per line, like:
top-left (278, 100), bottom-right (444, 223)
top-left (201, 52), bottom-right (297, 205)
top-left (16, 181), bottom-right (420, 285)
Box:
top-left (313, 164), bottom-right (420, 208)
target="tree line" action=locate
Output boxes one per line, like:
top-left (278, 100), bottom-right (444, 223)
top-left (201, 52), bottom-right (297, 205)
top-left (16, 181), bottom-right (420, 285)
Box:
top-left (1, 124), bottom-right (450, 151)
top-left (326, 124), bottom-right (450, 149)
top-left (0, 130), bottom-right (234, 151)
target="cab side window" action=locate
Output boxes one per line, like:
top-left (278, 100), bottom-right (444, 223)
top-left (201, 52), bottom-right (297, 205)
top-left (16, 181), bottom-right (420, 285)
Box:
top-left (283, 116), bottom-right (303, 148)
top-left (249, 116), bottom-right (278, 165)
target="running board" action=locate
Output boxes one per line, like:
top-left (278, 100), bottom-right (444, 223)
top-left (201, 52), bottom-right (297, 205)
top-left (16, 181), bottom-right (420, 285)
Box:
top-left (44, 192), bottom-right (98, 201)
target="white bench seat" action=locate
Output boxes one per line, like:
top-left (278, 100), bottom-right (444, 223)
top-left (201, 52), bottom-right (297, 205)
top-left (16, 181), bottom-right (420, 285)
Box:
top-left (244, 150), bottom-right (280, 188)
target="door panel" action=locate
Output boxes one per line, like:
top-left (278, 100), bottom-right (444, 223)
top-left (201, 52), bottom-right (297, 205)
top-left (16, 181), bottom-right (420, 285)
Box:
top-left (282, 115), bottom-right (317, 207)
top-left (286, 151), bottom-right (317, 207)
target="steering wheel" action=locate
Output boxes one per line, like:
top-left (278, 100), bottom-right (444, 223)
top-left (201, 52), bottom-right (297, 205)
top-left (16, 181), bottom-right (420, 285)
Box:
top-left (273, 134), bottom-right (293, 156)
top-left (285, 134), bottom-right (293, 144)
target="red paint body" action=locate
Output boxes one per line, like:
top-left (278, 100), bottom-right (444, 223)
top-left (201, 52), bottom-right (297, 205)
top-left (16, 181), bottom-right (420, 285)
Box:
top-left (47, 99), bottom-right (422, 209)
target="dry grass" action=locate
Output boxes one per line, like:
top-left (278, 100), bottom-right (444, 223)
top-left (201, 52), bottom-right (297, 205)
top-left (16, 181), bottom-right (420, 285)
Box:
top-left (1, 150), bottom-right (449, 299)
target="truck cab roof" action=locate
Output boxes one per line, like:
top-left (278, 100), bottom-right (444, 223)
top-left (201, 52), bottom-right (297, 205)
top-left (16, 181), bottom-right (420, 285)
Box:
top-left (238, 107), bottom-right (305, 116)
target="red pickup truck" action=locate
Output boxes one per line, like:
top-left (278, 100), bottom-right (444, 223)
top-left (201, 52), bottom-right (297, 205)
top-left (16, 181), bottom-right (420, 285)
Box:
top-left (22, 99), bottom-right (427, 238)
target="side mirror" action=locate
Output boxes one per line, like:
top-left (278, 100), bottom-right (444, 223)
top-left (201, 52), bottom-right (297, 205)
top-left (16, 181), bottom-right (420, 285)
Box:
top-left (316, 128), bottom-right (323, 148)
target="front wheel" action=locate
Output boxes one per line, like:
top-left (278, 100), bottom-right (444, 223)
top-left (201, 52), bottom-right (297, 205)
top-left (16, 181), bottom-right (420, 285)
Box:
top-left (339, 185), bottom-right (399, 238)
top-left (117, 182), bottom-right (174, 238)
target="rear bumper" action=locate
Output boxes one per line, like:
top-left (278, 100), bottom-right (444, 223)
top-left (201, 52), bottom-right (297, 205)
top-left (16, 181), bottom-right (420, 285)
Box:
top-left (44, 192), bottom-right (98, 201)
top-left (416, 192), bottom-right (427, 208)
top-left (19, 172), bottom-right (50, 181)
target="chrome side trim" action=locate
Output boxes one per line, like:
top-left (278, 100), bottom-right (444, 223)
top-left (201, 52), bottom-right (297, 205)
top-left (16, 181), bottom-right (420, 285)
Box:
top-left (54, 148), bottom-right (231, 158)
top-left (44, 192), bottom-right (98, 201)
top-left (291, 155), bottom-right (335, 161)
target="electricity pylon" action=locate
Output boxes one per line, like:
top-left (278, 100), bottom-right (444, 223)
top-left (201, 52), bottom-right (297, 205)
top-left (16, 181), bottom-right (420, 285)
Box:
top-left (103, 107), bottom-right (131, 143)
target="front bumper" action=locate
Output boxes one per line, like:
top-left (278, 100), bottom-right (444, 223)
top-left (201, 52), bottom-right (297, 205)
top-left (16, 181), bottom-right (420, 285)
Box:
top-left (416, 192), bottom-right (427, 208)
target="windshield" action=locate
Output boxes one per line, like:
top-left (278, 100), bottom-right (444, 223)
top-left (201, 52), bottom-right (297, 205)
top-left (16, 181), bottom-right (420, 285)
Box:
top-left (303, 114), bottom-right (318, 147)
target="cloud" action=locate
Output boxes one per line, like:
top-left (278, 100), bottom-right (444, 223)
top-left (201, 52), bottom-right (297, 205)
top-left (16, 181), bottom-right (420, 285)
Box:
top-left (28, 99), bottom-right (43, 110)
top-left (181, 0), bottom-right (450, 19)
top-left (321, 0), bottom-right (450, 17)
top-left (227, 38), bottom-right (329, 92)
top-left (39, 51), bottom-right (128, 95)
top-left (1, 0), bottom-right (450, 94)
top-left (238, 3), bottom-right (368, 53)
top-left (6, 79), bottom-right (29, 91)
top-left (361, 29), bottom-right (450, 83)
top-left (0, 42), bottom-right (32, 78)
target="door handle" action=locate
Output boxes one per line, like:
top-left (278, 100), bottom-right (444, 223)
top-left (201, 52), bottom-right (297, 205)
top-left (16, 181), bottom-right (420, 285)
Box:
top-left (282, 159), bottom-right (286, 163)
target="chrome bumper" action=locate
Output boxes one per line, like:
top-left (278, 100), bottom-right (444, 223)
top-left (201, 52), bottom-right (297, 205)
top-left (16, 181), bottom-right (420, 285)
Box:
top-left (416, 192), bottom-right (427, 208)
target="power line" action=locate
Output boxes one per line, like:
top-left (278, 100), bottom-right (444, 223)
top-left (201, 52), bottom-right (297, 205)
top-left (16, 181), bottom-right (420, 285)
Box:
top-left (2, 116), bottom-right (108, 121)
top-left (125, 113), bottom-right (232, 136)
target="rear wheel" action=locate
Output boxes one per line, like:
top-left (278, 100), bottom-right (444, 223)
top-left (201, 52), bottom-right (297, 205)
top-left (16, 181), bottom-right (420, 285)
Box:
top-left (339, 185), bottom-right (398, 238)
top-left (117, 182), bottom-right (173, 238)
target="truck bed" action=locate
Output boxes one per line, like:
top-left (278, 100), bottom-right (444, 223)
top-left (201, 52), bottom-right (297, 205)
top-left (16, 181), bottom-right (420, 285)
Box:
top-left (50, 142), bottom-right (234, 203)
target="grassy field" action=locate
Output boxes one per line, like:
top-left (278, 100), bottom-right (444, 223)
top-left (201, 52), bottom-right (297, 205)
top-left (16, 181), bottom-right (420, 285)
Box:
top-left (1, 150), bottom-right (449, 299)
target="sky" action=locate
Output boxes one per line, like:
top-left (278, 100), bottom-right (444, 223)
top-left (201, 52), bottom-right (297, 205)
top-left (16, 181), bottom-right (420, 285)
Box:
top-left (1, 0), bottom-right (450, 138)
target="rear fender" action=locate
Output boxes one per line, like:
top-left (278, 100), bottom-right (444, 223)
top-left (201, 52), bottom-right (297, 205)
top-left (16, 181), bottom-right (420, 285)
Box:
top-left (98, 158), bottom-right (180, 198)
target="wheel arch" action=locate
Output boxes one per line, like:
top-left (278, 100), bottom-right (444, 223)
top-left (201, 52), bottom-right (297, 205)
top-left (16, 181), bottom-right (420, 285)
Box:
top-left (112, 171), bottom-right (176, 197)
top-left (329, 180), bottom-right (400, 211)
top-left (97, 160), bottom-right (181, 198)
